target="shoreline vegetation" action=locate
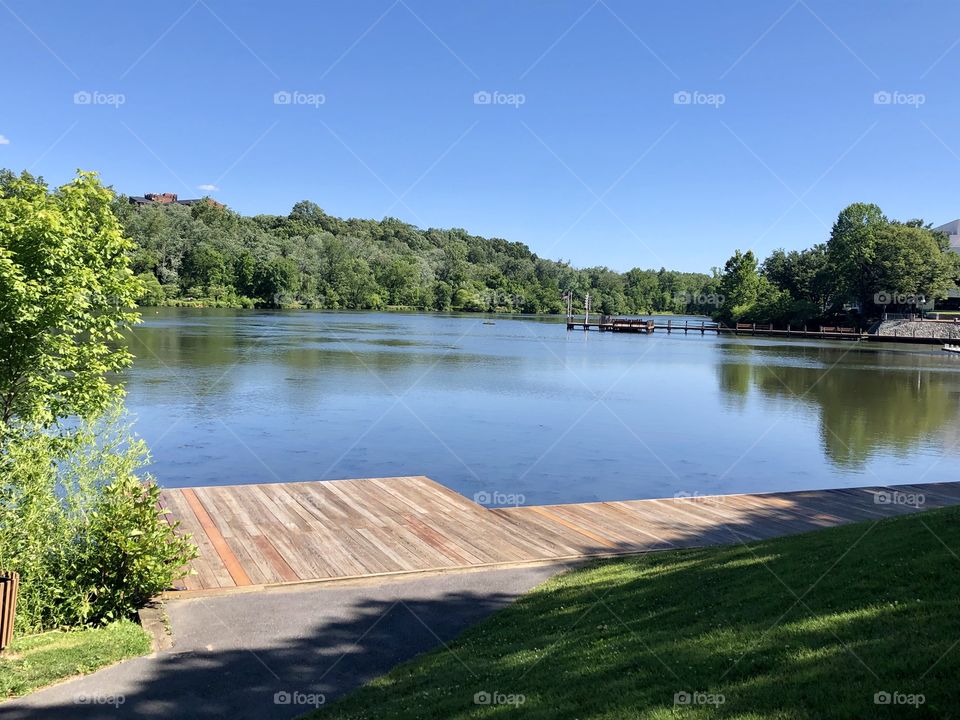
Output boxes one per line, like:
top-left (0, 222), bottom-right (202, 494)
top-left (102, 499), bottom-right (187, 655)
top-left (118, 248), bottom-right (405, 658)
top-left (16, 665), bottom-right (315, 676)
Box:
top-left (116, 189), bottom-right (960, 330)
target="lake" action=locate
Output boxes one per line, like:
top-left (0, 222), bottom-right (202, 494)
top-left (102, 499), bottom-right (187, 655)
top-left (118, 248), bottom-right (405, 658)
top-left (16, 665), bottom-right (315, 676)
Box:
top-left (124, 308), bottom-right (960, 506)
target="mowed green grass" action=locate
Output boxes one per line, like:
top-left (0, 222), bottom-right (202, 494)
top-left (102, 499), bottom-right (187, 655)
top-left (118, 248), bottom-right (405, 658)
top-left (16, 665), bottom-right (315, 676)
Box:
top-left (0, 620), bottom-right (151, 699)
top-left (315, 505), bottom-right (960, 719)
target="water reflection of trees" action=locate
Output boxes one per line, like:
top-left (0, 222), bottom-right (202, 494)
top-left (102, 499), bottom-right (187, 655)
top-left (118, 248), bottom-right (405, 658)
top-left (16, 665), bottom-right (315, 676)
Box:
top-left (717, 346), bottom-right (960, 467)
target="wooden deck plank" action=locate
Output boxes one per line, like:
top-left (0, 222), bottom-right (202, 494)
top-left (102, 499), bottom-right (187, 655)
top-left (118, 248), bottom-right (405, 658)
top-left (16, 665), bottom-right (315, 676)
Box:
top-left (490, 508), bottom-right (594, 555)
top-left (205, 488), bottom-right (298, 586)
top-left (161, 489), bottom-right (234, 589)
top-left (685, 494), bottom-right (824, 539)
top-left (584, 501), bottom-right (688, 548)
top-left (191, 488), bottom-right (288, 586)
top-left (182, 489), bottom-right (252, 587)
top-left (719, 492), bottom-right (845, 532)
top-left (607, 500), bottom-right (717, 545)
top-left (635, 499), bottom-right (755, 545)
top-left (535, 504), bottom-right (637, 549)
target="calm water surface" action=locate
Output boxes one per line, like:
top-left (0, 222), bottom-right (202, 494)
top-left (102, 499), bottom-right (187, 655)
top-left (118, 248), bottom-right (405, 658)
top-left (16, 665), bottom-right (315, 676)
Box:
top-left (124, 309), bottom-right (960, 505)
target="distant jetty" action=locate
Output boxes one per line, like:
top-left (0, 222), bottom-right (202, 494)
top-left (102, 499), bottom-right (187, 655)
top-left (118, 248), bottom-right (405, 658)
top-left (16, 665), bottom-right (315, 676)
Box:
top-left (565, 313), bottom-right (960, 346)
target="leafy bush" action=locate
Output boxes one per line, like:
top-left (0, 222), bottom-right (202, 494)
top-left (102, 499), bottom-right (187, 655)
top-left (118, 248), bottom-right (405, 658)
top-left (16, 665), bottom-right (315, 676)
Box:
top-left (0, 432), bottom-right (73, 631)
top-left (0, 410), bottom-right (196, 633)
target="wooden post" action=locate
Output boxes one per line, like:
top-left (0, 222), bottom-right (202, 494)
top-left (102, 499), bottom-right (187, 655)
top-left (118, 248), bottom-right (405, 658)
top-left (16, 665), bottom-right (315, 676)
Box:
top-left (667, 319), bottom-right (671, 333)
top-left (0, 571), bottom-right (19, 652)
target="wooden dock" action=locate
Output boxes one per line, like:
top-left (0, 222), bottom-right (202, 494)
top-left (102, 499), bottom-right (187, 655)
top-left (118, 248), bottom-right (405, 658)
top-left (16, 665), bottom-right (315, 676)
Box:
top-left (565, 316), bottom-right (867, 340)
top-left (159, 477), bottom-right (960, 595)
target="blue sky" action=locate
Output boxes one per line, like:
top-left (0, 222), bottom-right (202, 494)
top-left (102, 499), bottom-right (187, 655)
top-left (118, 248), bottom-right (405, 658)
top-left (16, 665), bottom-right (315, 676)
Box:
top-left (2, 0), bottom-right (960, 272)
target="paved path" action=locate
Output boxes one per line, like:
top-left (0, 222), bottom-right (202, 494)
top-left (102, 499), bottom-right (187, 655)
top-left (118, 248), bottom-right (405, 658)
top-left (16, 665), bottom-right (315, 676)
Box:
top-left (2, 564), bottom-right (568, 720)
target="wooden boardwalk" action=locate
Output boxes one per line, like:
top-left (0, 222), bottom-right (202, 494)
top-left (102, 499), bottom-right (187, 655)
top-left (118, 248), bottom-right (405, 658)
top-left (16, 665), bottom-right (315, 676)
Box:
top-left (565, 316), bottom-right (868, 340)
top-left (159, 477), bottom-right (960, 595)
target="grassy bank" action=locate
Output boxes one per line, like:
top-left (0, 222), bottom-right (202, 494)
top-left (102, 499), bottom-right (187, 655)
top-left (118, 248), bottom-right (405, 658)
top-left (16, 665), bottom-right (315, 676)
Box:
top-left (0, 620), bottom-right (151, 700)
top-left (316, 505), bottom-right (960, 719)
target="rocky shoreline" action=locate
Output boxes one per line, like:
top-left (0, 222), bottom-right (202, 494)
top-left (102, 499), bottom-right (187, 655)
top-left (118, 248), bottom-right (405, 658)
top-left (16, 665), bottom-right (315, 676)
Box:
top-left (873, 319), bottom-right (960, 340)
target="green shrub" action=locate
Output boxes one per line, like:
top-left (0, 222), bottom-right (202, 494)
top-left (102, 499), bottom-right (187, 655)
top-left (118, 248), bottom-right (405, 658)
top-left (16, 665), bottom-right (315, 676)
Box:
top-left (0, 433), bottom-right (73, 631)
top-left (0, 410), bottom-right (196, 632)
top-left (69, 475), bottom-right (192, 623)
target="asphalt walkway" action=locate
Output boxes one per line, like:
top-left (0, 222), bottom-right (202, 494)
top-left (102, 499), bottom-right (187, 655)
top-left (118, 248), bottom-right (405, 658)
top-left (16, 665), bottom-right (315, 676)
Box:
top-left (3, 564), bottom-right (568, 719)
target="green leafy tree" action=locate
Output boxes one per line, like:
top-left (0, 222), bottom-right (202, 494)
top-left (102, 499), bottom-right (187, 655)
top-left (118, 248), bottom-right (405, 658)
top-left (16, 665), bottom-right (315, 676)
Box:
top-left (0, 171), bottom-right (140, 434)
top-left (826, 203), bottom-right (887, 310)
top-left (871, 222), bottom-right (959, 311)
top-left (253, 256), bottom-right (296, 305)
top-left (825, 204), bottom-right (958, 315)
top-left (717, 250), bottom-right (761, 323)
top-left (234, 250), bottom-right (256, 297)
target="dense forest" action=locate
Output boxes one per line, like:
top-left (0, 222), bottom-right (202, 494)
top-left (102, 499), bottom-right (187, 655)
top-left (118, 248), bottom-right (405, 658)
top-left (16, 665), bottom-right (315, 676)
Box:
top-left (116, 194), bottom-right (959, 327)
top-left (113, 196), bottom-right (720, 316)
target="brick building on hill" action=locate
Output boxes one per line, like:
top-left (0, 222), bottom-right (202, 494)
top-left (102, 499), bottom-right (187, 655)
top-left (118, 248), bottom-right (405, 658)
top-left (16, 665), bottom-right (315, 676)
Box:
top-left (129, 192), bottom-right (224, 209)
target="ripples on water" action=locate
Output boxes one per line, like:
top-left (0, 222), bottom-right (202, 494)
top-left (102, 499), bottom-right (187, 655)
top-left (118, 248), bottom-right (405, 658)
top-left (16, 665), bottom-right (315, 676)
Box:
top-left (123, 309), bottom-right (960, 505)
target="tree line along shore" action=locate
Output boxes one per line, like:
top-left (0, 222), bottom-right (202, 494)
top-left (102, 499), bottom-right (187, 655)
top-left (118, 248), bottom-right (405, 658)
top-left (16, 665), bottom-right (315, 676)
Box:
top-left (111, 181), bottom-right (959, 329)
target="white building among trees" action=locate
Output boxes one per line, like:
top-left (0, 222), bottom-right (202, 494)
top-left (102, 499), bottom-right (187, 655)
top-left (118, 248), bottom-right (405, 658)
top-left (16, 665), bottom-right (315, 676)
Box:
top-left (934, 220), bottom-right (960, 253)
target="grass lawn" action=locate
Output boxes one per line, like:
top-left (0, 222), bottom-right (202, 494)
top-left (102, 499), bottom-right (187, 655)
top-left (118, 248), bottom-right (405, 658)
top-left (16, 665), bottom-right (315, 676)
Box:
top-left (315, 505), bottom-right (960, 719)
top-left (0, 619), bottom-right (151, 700)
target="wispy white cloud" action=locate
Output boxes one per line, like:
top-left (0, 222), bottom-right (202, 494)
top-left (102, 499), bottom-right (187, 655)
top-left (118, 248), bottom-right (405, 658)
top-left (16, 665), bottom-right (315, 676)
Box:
top-left (0, 135), bottom-right (10, 145)
top-left (197, 183), bottom-right (219, 192)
